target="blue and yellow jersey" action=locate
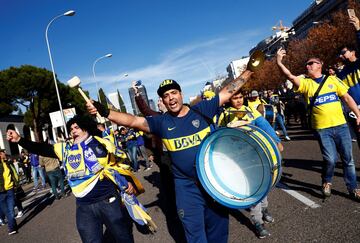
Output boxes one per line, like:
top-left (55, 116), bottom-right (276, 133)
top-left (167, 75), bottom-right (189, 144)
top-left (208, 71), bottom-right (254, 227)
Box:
top-left (297, 75), bottom-right (348, 129)
top-left (217, 106), bottom-right (261, 126)
top-left (338, 60), bottom-right (360, 105)
top-left (125, 129), bottom-right (137, 147)
top-left (269, 94), bottom-right (280, 105)
top-left (146, 96), bottom-right (220, 179)
top-left (217, 106), bottom-right (280, 144)
top-left (53, 136), bottom-right (143, 200)
top-left (135, 131), bottom-right (145, 146)
top-left (101, 127), bottom-right (114, 143)
top-left (248, 97), bottom-right (267, 110)
top-left (337, 32), bottom-right (360, 105)
top-left (102, 127), bottom-right (128, 159)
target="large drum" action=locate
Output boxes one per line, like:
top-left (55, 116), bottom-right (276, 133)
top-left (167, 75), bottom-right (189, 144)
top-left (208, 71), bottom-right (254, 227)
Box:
top-left (257, 104), bottom-right (277, 124)
top-left (196, 125), bottom-right (281, 209)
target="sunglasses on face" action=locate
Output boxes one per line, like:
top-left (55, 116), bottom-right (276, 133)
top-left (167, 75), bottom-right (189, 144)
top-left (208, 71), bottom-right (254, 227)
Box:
top-left (306, 61), bottom-right (320, 66)
top-left (340, 49), bottom-right (349, 56)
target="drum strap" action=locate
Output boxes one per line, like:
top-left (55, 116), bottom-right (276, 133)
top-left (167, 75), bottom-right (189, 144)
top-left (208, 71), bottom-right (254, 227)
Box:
top-left (172, 105), bottom-right (217, 184)
top-left (308, 74), bottom-right (328, 129)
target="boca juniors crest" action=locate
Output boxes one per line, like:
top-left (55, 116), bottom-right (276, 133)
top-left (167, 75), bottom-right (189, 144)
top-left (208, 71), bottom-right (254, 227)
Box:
top-left (68, 154), bottom-right (81, 169)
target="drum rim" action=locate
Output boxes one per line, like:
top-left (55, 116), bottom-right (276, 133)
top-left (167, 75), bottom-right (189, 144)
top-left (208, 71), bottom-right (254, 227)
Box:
top-left (257, 104), bottom-right (277, 124)
top-left (245, 124), bottom-right (282, 186)
top-left (196, 127), bottom-right (273, 209)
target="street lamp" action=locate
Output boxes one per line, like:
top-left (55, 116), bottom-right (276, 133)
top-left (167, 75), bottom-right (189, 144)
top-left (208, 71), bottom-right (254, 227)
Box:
top-left (45, 10), bottom-right (76, 138)
top-left (92, 53), bottom-right (112, 103)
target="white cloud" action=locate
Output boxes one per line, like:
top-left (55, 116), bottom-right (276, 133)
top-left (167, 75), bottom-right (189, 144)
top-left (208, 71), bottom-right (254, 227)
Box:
top-left (83, 29), bottom-right (264, 106)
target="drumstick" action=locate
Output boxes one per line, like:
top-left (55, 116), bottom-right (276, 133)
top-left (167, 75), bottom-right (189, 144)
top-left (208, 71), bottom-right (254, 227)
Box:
top-left (67, 76), bottom-right (104, 122)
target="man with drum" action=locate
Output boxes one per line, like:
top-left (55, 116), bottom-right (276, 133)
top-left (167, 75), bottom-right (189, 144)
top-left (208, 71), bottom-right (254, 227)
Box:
top-left (276, 48), bottom-right (360, 200)
top-left (87, 71), bottom-right (252, 243)
top-left (217, 90), bottom-right (283, 238)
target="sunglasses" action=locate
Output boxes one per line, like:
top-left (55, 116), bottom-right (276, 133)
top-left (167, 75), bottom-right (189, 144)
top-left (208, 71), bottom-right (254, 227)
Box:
top-left (306, 61), bottom-right (320, 66)
top-left (339, 49), bottom-right (348, 56)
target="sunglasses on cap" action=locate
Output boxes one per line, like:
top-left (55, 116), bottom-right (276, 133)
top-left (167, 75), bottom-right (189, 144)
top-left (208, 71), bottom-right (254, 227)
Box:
top-left (306, 61), bottom-right (320, 66)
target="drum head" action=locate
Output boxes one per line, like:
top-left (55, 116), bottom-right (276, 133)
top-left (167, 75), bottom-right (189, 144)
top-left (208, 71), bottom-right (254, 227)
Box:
top-left (196, 127), bottom-right (272, 209)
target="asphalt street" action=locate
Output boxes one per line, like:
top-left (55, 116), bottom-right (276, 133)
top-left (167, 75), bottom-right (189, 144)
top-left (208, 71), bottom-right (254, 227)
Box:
top-left (1, 124), bottom-right (360, 243)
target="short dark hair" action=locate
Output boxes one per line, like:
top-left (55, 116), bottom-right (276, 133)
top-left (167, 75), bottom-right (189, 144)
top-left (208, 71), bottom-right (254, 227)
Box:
top-left (224, 90), bottom-right (247, 108)
top-left (339, 44), bottom-right (357, 53)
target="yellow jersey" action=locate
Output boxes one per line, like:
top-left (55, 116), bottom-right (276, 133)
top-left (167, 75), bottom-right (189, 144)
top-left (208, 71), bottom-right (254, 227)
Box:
top-left (217, 106), bottom-right (262, 127)
top-left (297, 75), bottom-right (348, 129)
top-left (248, 98), bottom-right (267, 110)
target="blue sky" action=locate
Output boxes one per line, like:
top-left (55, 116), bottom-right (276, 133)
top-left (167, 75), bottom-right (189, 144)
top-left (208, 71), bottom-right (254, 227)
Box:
top-left (1, 0), bottom-right (312, 112)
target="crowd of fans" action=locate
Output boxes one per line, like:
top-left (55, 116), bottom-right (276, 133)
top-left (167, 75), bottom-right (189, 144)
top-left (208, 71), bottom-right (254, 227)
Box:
top-left (1, 9), bottom-right (360, 242)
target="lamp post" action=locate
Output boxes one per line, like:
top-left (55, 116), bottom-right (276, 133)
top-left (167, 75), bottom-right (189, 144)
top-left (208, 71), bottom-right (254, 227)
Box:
top-left (45, 10), bottom-right (75, 138)
top-left (92, 53), bottom-right (112, 103)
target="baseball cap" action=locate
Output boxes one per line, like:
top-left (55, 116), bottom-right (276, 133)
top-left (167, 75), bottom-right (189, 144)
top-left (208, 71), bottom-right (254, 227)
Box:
top-left (157, 79), bottom-right (181, 97)
top-left (251, 90), bottom-right (259, 97)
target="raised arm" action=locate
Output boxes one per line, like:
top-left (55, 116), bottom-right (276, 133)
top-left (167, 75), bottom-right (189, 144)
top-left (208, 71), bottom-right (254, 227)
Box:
top-left (7, 130), bottom-right (57, 158)
top-left (349, 14), bottom-right (360, 31)
top-left (219, 70), bottom-right (253, 106)
top-left (349, 14), bottom-right (360, 50)
top-left (87, 101), bottom-right (151, 133)
top-left (276, 48), bottom-right (301, 88)
top-left (133, 84), bottom-right (159, 116)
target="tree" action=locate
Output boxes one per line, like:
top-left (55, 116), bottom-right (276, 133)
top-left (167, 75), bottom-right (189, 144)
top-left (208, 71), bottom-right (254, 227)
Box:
top-left (117, 90), bottom-right (127, 113)
top-left (247, 0), bottom-right (360, 90)
top-left (98, 88), bottom-right (107, 107)
top-left (0, 65), bottom-right (88, 141)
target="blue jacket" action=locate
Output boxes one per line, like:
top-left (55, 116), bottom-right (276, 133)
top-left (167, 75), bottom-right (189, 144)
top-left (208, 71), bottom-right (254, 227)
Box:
top-left (30, 154), bottom-right (39, 167)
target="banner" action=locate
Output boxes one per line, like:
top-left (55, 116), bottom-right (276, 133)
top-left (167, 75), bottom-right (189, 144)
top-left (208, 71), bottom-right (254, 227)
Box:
top-left (49, 108), bottom-right (76, 128)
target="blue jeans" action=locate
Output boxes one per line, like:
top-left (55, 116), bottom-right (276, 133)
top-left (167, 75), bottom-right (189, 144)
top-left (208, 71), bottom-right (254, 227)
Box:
top-left (47, 168), bottom-right (65, 197)
top-left (138, 145), bottom-right (150, 168)
top-left (127, 145), bottom-right (138, 171)
top-left (0, 189), bottom-right (17, 232)
top-left (315, 124), bottom-right (357, 192)
top-left (32, 166), bottom-right (46, 189)
top-left (273, 114), bottom-right (288, 137)
top-left (0, 205), bottom-right (5, 219)
top-left (76, 194), bottom-right (134, 243)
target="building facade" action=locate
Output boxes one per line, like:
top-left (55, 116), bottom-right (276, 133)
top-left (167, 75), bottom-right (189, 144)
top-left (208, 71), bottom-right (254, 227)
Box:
top-left (249, 0), bottom-right (349, 57)
top-left (108, 92), bottom-right (121, 110)
top-left (128, 82), bottom-right (150, 115)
